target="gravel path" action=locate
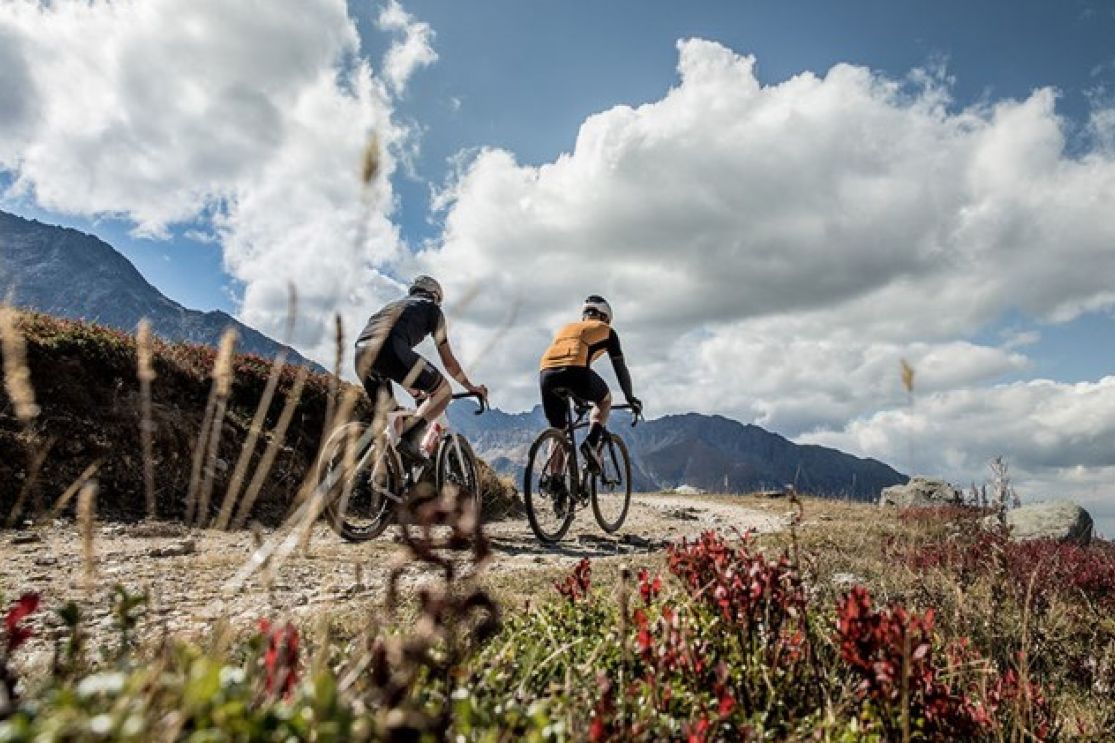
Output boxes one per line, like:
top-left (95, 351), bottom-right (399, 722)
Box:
top-left (3, 495), bottom-right (784, 671)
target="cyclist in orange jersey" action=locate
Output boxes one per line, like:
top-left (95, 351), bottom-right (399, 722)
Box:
top-left (538, 295), bottom-right (642, 483)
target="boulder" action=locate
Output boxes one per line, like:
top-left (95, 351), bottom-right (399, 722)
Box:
top-left (989, 501), bottom-right (1094, 545)
top-left (879, 477), bottom-right (961, 508)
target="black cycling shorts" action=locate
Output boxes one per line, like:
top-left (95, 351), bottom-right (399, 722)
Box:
top-left (539, 366), bottom-right (610, 428)
top-left (357, 337), bottom-right (445, 409)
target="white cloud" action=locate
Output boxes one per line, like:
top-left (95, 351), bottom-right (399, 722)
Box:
top-left (376, 0), bottom-right (437, 95)
top-left (419, 38), bottom-right (1115, 492)
top-left (801, 377), bottom-right (1115, 502)
top-left (0, 0), bottom-right (429, 360)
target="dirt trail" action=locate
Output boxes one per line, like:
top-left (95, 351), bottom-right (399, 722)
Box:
top-left (3, 495), bottom-right (785, 668)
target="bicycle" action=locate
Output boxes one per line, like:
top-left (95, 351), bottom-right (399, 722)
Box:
top-left (523, 395), bottom-right (641, 543)
top-left (316, 391), bottom-right (489, 541)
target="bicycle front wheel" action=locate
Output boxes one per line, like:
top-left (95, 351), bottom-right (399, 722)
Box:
top-left (524, 428), bottom-right (576, 543)
top-left (591, 432), bottom-right (632, 533)
top-left (319, 422), bottom-right (401, 541)
top-left (435, 432), bottom-right (481, 516)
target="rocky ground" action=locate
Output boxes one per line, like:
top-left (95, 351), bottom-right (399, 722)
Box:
top-left (3, 494), bottom-right (787, 676)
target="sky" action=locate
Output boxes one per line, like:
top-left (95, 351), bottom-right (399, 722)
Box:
top-left (2, 0), bottom-right (1115, 525)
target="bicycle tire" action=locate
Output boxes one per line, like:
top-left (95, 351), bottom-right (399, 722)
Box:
top-left (435, 432), bottom-right (481, 516)
top-left (524, 428), bottom-right (576, 543)
top-left (591, 432), bottom-right (632, 533)
top-left (319, 422), bottom-right (401, 541)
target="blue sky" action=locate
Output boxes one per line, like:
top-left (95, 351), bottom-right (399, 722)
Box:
top-left (3, 0), bottom-right (1115, 515)
top-left (10, 0), bottom-right (1115, 318)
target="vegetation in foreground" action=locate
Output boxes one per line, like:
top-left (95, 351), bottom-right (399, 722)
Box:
top-left (3, 499), bottom-right (1114, 741)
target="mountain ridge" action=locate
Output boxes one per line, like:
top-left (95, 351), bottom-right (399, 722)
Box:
top-left (0, 209), bottom-right (319, 369)
top-left (448, 402), bottom-right (906, 500)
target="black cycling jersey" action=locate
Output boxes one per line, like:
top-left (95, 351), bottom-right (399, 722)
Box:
top-left (356, 295), bottom-right (447, 351)
top-left (355, 294), bottom-right (449, 407)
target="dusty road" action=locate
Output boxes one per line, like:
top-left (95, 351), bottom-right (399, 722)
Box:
top-left (3, 494), bottom-right (786, 671)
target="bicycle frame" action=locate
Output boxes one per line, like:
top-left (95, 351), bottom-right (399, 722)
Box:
top-left (355, 391), bottom-right (487, 505)
top-left (556, 398), bottom-right (640, 497)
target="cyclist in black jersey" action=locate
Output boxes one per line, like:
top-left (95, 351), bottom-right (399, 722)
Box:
top-left (355, 275), bottom-right (487, 462)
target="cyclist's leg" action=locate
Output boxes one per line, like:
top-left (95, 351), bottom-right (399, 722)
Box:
top-left (539, 369), bottom-right (570, 476)
top-left (356, 347), bottom-right (398, 423)
top-left (396, 347), bottom-right (448, 430)
top-left (576, 368), bottom-right (611, 447)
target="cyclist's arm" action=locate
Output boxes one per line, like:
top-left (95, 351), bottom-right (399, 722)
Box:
top-left (434, 315), bottom-right (485, 395)
top-left (607, 330), bottom-right (635, 402)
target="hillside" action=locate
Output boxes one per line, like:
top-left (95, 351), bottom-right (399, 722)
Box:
top-left (0, 210), bottom-right (319, 369)
top-left (448, 404), bottom-right (906, 500)
top-left (0, 312), bottom-right (333, 524)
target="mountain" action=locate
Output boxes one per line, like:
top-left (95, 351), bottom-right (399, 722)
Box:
top-left (0, 210), bottom-right (318, 368)
top-left (447, 403), bottom-right (906, 501)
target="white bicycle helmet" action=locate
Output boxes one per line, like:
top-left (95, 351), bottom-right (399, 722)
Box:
top-left (582, 294), bottom-right (613, 323)
top-left (409, 275), bottom-right (443, 304)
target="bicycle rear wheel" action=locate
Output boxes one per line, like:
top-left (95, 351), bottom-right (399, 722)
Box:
top-left (435, 432), bottom-right (481, 516)
top-left (524, 428), bottom-right (576, 543)
top-left (319, 422), bottom-right (401, 541)
top-left (591, 432), bottom-right (632, 533)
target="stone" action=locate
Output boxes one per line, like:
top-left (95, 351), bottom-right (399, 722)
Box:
top-left (10, 532), bottom-right (42, 545)
top-left (879, 477), bottom-right (961, 508)
top-left (831, 572), bottom-right (863, 587)
top-left (990, 501), bottom-right (1094, 545)
top-left (663, 507), bottom-right (701, 521)
top-left (149, 539), bottom-right (196, 558)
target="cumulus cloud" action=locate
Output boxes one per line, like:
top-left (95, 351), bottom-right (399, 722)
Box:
top-left (377, 0), bottom-right (438, 95)
top-left (802, 377), bottom-right (1115, 500)
top-left (0, 0), bottom-right (426, 359)
top-left (420, 38), bottom-right (1115, 491)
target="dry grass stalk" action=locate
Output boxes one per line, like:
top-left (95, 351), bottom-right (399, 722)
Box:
top-left (900, 358), bottom-right (916, 395)
top-left (214, 348), bottom-right (288, 530)
top-left (325, 418), bottom-right (360, 539)
top-left (227, 387), bottom-right (363, 592)
top-left (137, 319), bottom-right (157, 518)
top-left (232, 365), bottom-right (309, 529)
top-left (48, 461), bottom-right (101, 519)
top-left (362, 133), bottom-right (381, 185)
top-left (322, 314), bottom-right (344, 445)
top-left (77, 480), bottom-right (97, 590)
top-left (297, 386), bottom-right (360, 552)
top-left (250, 524), bottom-right (274, 591)
top-left (1, 306), bottom-right (46, 522)
top-left (185, 385), bottom-right (219, 524)
top-left (0, 306), bottom-right (40, 424)
top-left (5, 437), bottom-right (53, 527)
top-left (197, 328), bottom-right (237, 526)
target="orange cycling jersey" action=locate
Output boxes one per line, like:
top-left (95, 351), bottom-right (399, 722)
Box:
top-left (540, 319), bottom-right (623, 370)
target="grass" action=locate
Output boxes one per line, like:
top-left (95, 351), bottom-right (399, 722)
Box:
top-left (3, 497), bottom-right (1113, 739)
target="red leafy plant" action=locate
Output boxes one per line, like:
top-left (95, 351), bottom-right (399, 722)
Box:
top-left (835, 585), bottom-right (1054, 740)
top-left (1, 593), bottom-right (40, 716)
top-left (667, 530), bottom-right (806, 652)
top-left (258, 619), bottom-right (300, 699)
top-left (555, 558), bottom-right (592, 603)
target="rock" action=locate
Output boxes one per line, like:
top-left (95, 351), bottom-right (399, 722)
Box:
top-left (10, 532), bottom-right (42, 545)
top-left (149, 539), bottom-right (196, 558)
top-left (663, 507), bottom-right (701, 521)
top-left (989, 501), bottom-right (1094, 545)
top-left (33, 556), bottom-right (58, 567)
top-left (879, 477), bottom-right (961, 508)
top-left (831, 572), bottom-right (863, 587)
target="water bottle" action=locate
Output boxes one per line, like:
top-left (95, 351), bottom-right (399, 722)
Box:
top-left (420, 420), bottom-right (444, 457)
